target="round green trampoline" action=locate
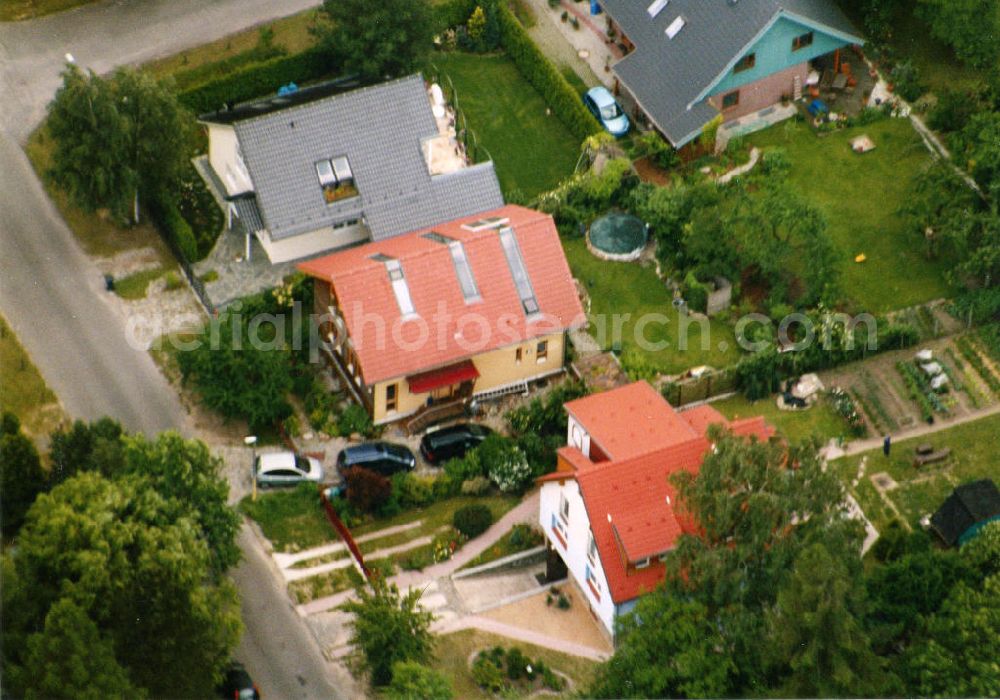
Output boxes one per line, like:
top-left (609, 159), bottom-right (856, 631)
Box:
top-left (587, 213), bottom-right (648, 261)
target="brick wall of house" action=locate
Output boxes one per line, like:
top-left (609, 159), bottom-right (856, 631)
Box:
top-left (708, 61), bottom-right (810, 124)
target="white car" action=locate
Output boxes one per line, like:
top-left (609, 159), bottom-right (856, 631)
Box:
top-left (255, 451), bottom-right (323, 488)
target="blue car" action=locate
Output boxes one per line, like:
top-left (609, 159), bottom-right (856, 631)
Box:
top-left (583, 86), bottom-right (630, 137)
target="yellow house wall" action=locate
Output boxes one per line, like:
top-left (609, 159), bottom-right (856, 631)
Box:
top-left (207, 124), bottom-right (253, 196)
top-left (370, 332), bottom-right (565, 424)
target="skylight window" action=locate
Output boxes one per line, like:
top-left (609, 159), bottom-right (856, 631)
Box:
top-left (647, 0), bottom-right (668, 18)
top-left (462, 216), bottom-right (510, 232)
top-left (369, 253), bottom-right (393, 263)
top-left (315, 155), bottom-right (357, 204)
top-left (385, 259), bottom-right (416, 317)
top-left (421, 231), bottom-right (456, 244)
top-left (449, 242), bottom-right (480, 303)
top-left (498, 227), bottom-right (539, 317)
top-left (665, 15), bottom-right (685, 39)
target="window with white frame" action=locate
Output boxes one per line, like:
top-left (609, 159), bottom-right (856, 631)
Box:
top-left (587, 531), bottom-right (597, 563)
top-left (559, 491), bottom-right (570, 523)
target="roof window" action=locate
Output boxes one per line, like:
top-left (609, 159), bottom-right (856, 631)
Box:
top-left (647, 0), bottom-right (668, 18)
top-left (449, 242), bottom-right (481, 303)
top-left (498, 226), bottom-right (539, 317)
top-left (421, 231), bottom-right (456, 244)
top-left (315, 155), bottom-right (357, 204)
top-left (385, 259), bottom-right (416, 317)
top-left (665, 15), bottom-right (685, 39)
top-left (462, 216), bottom-right (510, 232)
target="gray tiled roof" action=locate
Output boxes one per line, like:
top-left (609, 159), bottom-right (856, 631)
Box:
top-left (602, 0), bottom-right (862, 146)
top-left (231, 195), bottom-right (264, 234)
top-left (231, 75), bottom-right (503, 242)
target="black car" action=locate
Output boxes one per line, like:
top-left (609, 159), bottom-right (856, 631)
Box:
top-left (218, 663), bottom-right (260, 700)
top-left (336, 441), bottom-right (417, 477)
top-left (420, 423), bottom-right (493, 465)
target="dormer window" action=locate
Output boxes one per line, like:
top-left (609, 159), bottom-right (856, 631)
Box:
top-left (734, 53), bottom-right (756, 73)
top-left (316, 156), bottom-right (357, 204)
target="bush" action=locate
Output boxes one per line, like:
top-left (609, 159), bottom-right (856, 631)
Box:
top-left (443, 449), bottom-right (485, 483)
top-left (460, 475), bottom-right (493, 495)
top-left (391, 472), bottom-right (435, 509)
top-left (505, 647), bottom-right (530, 681)
top-left (342, 466), bottom-right (392, 513)
top-left (175, 164), bottom-right (224, 260)
top-left (338, 403), bottom-right (373, 437)
top-left (683, 271), bottom-right (709, 314)
top-left (890, 60), bottom-right (926, 102)
top-left (471, 653), bottom-right (506, 693)
top-left (494, 1), bottom-right (601, 141)
top-left (453, 503), bottom-right (493, 538)
top-left (387, 661), bottom-right (454, 700)
top-left (150, 194), bottom-right (198, 262)
top-left (400, 548), bottom-right (433, 571)
top-left (636, 130), bottom-right (679, 170)
top-left (480, 435), bottom-right (532, 493)
top-left (177, 47), bottom-right (335, 116)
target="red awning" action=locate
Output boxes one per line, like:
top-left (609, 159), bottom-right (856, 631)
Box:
top-left (407, 360), bottom-right (479, 394)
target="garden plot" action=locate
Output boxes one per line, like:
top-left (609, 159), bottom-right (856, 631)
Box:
top-left (819, 336), bottom-right (996, 435)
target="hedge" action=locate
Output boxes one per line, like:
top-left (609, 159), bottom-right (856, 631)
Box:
top-left (178, 47), bottom-right (336, 116)
top-left (494, 2), bottom-right (602, 142)
top-left (150, 195), bottom-right (198, 262)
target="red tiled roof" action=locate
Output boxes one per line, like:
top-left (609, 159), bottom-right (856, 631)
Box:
top-left (550, 382), bottom-right (776, 604)
top-left (564, 381), bottom-right (698, 461)
top-left (577, 438), bottom-right (709, 603)
top-left (298, 205), bottom-right (586, 384)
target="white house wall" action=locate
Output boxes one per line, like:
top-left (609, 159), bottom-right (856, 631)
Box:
top-left (566, 415), bottom-right (591, 458)
top-left (539, 480), bottom-right (617, 639)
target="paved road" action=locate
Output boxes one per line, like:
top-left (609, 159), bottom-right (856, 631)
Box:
top-left (0, 1), bottom-right (349, 697)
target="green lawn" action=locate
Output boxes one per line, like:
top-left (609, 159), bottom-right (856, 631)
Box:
top-left (430, 629), bottom-right (596, 699)
top-left (0, 315), bottom-right (65, 438)
top-left (563, 237), bottom-right (741, 375)
top-left (747, 118), bottom-right (953, 312)
top-left (833, 413), bottom-right (1000, 533)
top-left (431, 52), bottom-right (581, 199)
top-left (113, 267), bottom-right (167, 300)
top-left (712, 394), bottom-right (851, 444)
top-left (240, 486), bottom-right (519, 553)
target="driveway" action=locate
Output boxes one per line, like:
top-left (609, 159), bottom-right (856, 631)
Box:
top-left (0, 1), bottom-right (352, 697)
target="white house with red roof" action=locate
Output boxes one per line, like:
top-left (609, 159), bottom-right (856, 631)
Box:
top-left (298, 205), bottom-right (586, 430)
top-left (538, 381), bottom-right (773, 643)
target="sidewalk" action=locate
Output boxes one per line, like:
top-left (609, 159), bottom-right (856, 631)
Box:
top-left (298, 490), bottom-right (541, 616)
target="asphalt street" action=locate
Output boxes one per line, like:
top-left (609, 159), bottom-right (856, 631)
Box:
top-left (0, 0), bottom-right (348, 696)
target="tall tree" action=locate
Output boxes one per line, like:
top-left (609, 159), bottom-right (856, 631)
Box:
top-left (48, 417), bottom-right (124, 485)
top-left (21, 597), bottom-right (140, 700)
top-left (904, 574), bottom-right (1000, 697)
top-left (0, 413), bottom-right (48, 538)
top-left (313, 0), bottom-right (435, 81)
top-left (46, 64), bottom-right (193, 223)
top-left (589, 596), bottom-right (734, 698)
top-left (667, 429), bottom-right (862, 691)
top-left (340, 579), bottom-right (435, 686)
top-left (768, 542), bottom-right (887, 697)
top-left (4, 472), bottom-right (241, 698)
top-left (917, 0), bottom-right (1000, 69)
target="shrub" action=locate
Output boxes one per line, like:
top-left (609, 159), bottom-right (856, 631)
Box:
top-left (471, 653), bottom-right (506, 693)
top-left (342, 466), bottom-right (391, 513)
top-left (481, 436), bottom-right (532, 493)
top-left (453, 503), bottom-right (493, 538)
top-left (401, 548), bottom-right (433, 571)
top-left (505, 647), bottom-right (530, 681)
top-left (637, 130), bottom-right (680, 170)
top-left (494, 1), bottom-right (601, 141)
top-left (460, 475), bottom-right (492, 495)
top-left (890, 60), bottom-right (926, 102)
top-left (391, 472), bottom-right (435, 508)
top-left (683, 271), bottom-right (709, 314)
top-left (443, 449), bottom-right (485, 483)
top-left (338, 403), bottom-right (373, 437)
top-left (150, 194), bottom-right (198, 262)
top-left (163, 270), bottom-right (183, 291)
top-left (387, 661), bottom-right (454, 700)
top-left (177, 47), bottom-right (334, 116)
